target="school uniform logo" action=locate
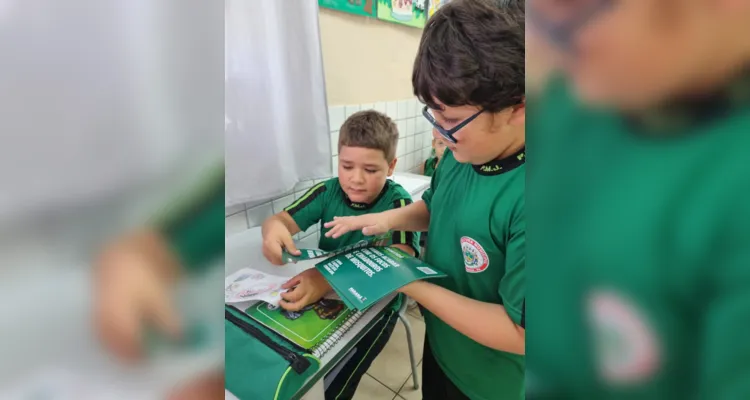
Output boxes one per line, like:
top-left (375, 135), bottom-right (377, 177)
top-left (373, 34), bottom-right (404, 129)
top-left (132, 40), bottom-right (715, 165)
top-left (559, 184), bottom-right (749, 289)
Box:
top-left (588, 290), bottom-right (661, 385)
top-left (460, 236), bottom-right (489, 273)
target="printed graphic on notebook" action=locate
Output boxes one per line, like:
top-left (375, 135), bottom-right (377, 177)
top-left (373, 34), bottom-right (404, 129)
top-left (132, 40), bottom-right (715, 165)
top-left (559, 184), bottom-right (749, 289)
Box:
top-left (245, 298), bottom-right (364, 358)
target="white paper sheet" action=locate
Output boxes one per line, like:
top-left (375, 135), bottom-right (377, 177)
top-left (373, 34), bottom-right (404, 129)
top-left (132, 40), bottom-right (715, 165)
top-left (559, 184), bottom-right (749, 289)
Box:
top-left (224, 268), bottom-right (289, 306)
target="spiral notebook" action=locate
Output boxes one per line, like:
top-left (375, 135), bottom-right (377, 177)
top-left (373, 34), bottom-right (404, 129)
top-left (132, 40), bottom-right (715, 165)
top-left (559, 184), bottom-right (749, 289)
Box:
top-left (244, 298), bottom-right (364, 358)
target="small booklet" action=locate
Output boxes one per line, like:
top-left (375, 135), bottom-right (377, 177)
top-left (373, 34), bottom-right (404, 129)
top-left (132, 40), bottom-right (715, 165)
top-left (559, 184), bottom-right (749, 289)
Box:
top-left (316, 246), bottom-right (445, 310)
top-left (224, 268), bottom-right (289, 306)
top-left (282, 233), bottom-right (391, 264)
top-left (244, 298), bottom-right (364, 358)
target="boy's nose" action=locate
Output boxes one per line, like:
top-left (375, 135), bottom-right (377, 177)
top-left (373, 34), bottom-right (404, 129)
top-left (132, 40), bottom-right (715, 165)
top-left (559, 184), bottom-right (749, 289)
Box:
top-left (351, 170), bottom-right (365, 182)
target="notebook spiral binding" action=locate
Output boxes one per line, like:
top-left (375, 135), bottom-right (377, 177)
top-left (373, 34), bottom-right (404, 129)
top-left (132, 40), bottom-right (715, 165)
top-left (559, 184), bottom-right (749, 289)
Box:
top-left (311, 309), bottom-right (365, 358)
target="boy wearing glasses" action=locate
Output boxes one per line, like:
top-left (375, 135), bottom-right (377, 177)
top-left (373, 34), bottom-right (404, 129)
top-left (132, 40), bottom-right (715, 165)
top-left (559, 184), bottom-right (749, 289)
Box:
top-left (324, 1), bottom-right (526, 399)
top-left (527, 0), bottom-right (750, 398)
top-left (260, 110), bottom-right (420, 400)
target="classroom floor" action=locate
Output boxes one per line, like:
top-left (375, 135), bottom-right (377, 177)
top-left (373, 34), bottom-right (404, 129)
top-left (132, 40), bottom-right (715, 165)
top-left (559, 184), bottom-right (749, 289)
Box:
top-left (355, 305), bottom-right (426, 400)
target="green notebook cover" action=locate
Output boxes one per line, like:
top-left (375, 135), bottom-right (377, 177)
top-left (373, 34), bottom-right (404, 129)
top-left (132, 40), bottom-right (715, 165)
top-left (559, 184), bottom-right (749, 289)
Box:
top-left (315, 246), bottom-right (446, 311)
top-left (282, 233), bottom-right (391, 264)
top-left (245, 298), bottom-right (361, 356)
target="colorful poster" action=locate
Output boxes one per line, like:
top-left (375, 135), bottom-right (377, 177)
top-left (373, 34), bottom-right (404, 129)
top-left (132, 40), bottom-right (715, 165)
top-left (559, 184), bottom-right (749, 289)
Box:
top-left (377, 0), bottom-right (428, 28)
top-left (428, 0), bottom-right (450, 18)
top-left (319, 0), bottom-right (377, 18)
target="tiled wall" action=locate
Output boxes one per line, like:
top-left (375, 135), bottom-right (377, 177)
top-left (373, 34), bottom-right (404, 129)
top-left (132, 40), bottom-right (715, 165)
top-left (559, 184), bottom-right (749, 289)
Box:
top-left (225, 97), bottom-right (435, 240)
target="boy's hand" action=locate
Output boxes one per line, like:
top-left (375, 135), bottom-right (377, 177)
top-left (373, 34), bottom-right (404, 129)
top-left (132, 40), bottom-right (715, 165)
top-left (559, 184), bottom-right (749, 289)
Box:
top-left (262, 218), bottom-right (301, 265)
top-left (95, 230), bottom-right (182, 362)
top-left (324, 214), bottom-right (390, 239)
top-left (279, 269), bottom-right (332, 311)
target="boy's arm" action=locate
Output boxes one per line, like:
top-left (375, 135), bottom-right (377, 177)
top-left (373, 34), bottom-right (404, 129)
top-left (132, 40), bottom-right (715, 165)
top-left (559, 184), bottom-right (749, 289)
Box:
top-left (400, 202), bottom-right (526, 354)
top-left (262, 211), bottom-right (301, 237)
top-left (401, 281), bottom-right (524, 354)
top-left (380, 200), bottom-right (431, 233)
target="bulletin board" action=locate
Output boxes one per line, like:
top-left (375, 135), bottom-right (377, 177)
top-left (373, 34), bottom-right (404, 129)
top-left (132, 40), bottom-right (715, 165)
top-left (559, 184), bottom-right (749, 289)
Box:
top-left (319, 0), bottom-right (378, 18)
top-left (377, 0), bottom-right (427, 28)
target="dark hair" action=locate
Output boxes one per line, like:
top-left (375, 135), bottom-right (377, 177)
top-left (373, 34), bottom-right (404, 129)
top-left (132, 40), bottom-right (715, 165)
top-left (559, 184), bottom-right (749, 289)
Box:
top-left (413, 0), bottom-right (525, 113)
top-left (338, 110), bottom-right (399, 161)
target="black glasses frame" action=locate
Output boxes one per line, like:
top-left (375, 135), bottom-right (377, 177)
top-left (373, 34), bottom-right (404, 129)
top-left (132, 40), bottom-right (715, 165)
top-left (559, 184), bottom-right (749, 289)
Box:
top-left (422, 105), bottom-right (484, 144)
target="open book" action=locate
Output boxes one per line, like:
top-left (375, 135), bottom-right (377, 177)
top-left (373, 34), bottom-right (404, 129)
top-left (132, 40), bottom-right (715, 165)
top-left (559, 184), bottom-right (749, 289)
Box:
top-left (284, 236), bottom-right (446, 311)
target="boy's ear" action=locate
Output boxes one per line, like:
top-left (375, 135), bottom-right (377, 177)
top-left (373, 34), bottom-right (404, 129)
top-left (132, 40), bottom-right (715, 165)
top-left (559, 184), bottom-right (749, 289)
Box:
top-left (388, 158), bottom-right (397, 176)
top-left (508, 101), bottom-right (525, 127)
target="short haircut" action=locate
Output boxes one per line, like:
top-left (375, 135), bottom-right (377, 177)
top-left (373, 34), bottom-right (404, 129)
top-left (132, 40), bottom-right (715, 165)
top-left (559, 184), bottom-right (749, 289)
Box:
top-left (338, 110), bottom-right (399, 161)
top-left (413, 0), bottom-right (525, 113)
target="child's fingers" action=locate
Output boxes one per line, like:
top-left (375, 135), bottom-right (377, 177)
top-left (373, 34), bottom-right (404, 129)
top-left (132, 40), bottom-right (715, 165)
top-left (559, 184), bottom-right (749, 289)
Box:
top-left (326, 226), bottom-right (341, 238)
top-left (281, 236), bottom-right (300, 256)
top-left (362, 225), bottom-right (382, 236)
top-left (281, 288), bottom-right (304, 303)
top-left (145, 281), bottom-right (182, 341)
top-left (279, 298), bottom-right (306, 312)
top-left (328, 224), bottom-right (349, 239)
top-left (281, 277), bottom-right (301, 289)
top-left (97, 297), bottom-right (143, 362)
top-left (262, 241), bottom-right (284, 265)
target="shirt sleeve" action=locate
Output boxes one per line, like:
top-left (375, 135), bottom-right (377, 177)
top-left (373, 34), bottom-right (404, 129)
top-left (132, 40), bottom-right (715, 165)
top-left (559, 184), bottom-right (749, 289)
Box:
top-left (157, 167), bottom-right (224, 273)
top-left (284, 181), bottom-right (327, 232)
top-left (497, 198), bottom-right (525, 328)
top-left (388, 197), bottom-right (421, 257)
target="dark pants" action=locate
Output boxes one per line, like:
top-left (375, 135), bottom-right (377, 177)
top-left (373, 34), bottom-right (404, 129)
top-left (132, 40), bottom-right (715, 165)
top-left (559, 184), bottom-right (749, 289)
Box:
top-left (324, 310), bottom-right (398, 400)
top-left (422, 335), bottom-right (471, 400)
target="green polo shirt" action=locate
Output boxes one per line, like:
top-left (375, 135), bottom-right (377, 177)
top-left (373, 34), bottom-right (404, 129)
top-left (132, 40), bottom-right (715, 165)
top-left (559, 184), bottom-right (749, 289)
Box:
top-left (423, 156), bottom-right (438, 177)
top-left (422, 149), bottom-right (526, 400)
top-left (527, 73), bottom-right (750, 399)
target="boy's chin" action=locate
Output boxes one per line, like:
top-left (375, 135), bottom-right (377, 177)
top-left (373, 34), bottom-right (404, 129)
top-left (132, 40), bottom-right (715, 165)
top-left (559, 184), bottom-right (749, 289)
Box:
top-left (346, 192), bottom-right (373, 203)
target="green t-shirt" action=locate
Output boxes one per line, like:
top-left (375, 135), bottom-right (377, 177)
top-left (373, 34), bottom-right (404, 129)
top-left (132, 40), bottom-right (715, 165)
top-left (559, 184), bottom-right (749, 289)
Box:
top-left (527, 75), bottom-right (750, 399)
top-left (284, 178), bottom-right (422, 311)
top-left (421, 149), bottom-right (526, 400)
top-left (423, 156), bottom-right (438, 177)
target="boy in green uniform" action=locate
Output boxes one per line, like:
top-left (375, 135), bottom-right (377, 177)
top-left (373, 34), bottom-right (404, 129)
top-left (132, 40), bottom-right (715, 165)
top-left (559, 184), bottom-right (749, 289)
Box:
top-left (419, 132), bottom-right (447, 177)
top-left (261, 110), bottom-right (420, 399)
top-left (526, 0), bottom-right (750, 398)
top-left (324, 1), bottom-right (526, 399)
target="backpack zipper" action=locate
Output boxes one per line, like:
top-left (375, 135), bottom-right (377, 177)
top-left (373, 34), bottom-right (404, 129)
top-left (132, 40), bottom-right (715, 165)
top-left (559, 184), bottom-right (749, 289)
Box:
top-left (226, 306), bottom-right (311, 374)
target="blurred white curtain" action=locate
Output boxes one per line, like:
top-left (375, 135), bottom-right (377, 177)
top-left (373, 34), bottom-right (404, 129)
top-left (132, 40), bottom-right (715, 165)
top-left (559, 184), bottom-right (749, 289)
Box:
top-left (225, 0), bottom-right (332, 207)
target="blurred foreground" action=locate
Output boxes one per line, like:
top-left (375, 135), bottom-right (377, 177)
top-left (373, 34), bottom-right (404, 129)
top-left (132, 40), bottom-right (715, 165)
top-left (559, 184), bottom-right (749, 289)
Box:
top-left (0, 0), bottom-right (224, 398)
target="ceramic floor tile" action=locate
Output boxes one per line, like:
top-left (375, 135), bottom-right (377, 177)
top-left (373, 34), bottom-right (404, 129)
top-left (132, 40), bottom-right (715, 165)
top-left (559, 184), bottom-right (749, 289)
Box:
top-left (396, 360), bottom-right (424, 400)
top-left (352, 374), bottom-right (397, 400)
top-left (367, 313), bottom-right (426, 392)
